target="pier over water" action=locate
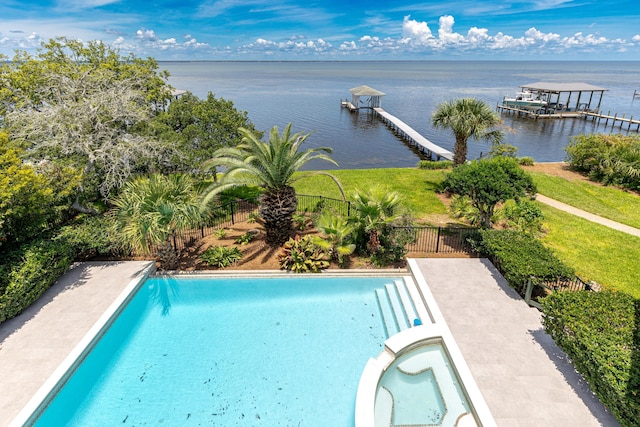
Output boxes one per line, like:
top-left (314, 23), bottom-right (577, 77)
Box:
top-left (342, 85), bottom-right (453, 162)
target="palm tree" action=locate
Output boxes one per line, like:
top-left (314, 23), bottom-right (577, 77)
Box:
top-left (202, 123), bottom-right (342, 246)
top-left (348, 186), bottom-right (402, 254)
top-left (432, 98), bottom-right (504, 165)
top-left (109, 174), bottom-right (203, 268)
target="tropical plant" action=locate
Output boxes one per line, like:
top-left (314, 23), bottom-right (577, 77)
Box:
top-left (108, 174), bottom-right (203, 268)
top-left (214, 228), bottom-right (228, 239)
top-left (348, 186), bottom-right (403, 254)
top-left (312, 211), bottom-right (355, 266)
top-left (235, 232), bottom-right (254, 245)
top-left (431, 98), bottom-right (504, 165)
top-left (202, 123), bottom-right (343, 246)
top-left (441, 157), bottom-right (537, 228)
top-left (278, 235), bottom-right (330, 273)
top-left (565, 133), bottom-right (640, 191)
top-left (199, 246), bottom-right (243, 268)
top-left (496, 199), bottom-right (544, 234)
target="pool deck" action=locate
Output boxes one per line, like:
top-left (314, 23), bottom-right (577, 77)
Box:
top-left (0, 259), bottom-right (620, 426)
top-left (0, 261), bottom-right (154, 425)
top-left (411, 258), bottom-right (619, 427)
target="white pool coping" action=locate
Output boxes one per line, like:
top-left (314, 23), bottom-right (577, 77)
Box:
top-left (354, 260), bottom-right (496, 427)
top-left (10, 263), bottom-right (156, 427)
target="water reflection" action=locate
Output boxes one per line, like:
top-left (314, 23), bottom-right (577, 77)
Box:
top-left (147, 277), bottom-right (179, 315)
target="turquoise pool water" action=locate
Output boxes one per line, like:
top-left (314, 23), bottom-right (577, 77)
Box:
top-left (34, 276), bottom-right (396, 426)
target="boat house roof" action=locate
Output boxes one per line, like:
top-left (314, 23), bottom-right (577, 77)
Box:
top-left (349, 85), bottom-right (385, 97)
top-left (520, 82), bottom-right (608, 93)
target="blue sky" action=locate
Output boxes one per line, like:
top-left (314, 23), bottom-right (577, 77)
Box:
top-left (1, 0), bottom-right (639, 60)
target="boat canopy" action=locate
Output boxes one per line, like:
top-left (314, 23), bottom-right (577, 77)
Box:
top-left (349, 85), bottom-right (385, 109)
top-left (518, 82), bottom-right (608, 112)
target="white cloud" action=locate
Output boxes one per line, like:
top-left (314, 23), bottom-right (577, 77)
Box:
top-left (633, 35), bottom-right (640, 43)
top-left (401, 15), bottom-right (434, 45)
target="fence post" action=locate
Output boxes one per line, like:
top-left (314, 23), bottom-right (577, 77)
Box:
top-left (524, 278), bottom-right (543, 310)
top-left (230, 200), bottom-right (235, 224)
top-left (172, 231), bottom-right (177, 252)
top-left (435, 227), bottom-right (442, 253)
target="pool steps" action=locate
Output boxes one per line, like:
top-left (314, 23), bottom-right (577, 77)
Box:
top-left (375, 279), bottom-right (421, 338)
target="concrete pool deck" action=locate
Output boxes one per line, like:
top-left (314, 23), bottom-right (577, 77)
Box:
top-left (0, 261), bottom-right (154, 425)
top-left (0, 259), bottom-right (619, 426)
top-left (411, 258), bottom-right (619, 427)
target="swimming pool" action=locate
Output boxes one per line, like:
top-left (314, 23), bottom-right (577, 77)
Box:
top-left (29, 275), bottom-right (401, 426)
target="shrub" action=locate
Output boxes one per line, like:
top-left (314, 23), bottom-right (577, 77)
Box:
top-left (565, 133), bottom-right (640, 191)
top-left (471, 229), bottom-right (573, 291)
top-left (199, 246), bottom-right (243, 268)
top-left (541, 291), bottom-right (640, 426)
top-left (278, 235), bottom-right (329, 273)
top-left (235, 232), bottom-right (254, 245)
top-left (213, 228), bottom-right (227, 239)
top-left (518, 156), bottom-right (535, 166)
top-left (417, 160), bottom-right (454, 170)
top-left (495, 199), bottom-right (544, 234)
top-left (0, 237), bottom-right (75, 323)
top-left (441, 157), bottom-right (536, 228)
top-left (448, 195), bottom-right (481, 226)
top-left (55, 214), bottom-right (124, 259)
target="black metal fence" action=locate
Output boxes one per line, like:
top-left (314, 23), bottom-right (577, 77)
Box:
top-left (164, 195), bottom-right (477, 255)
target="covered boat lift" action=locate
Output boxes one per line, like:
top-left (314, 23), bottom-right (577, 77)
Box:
top-left (343, 85), bottom-right (385, 111)
top-left (519, 82), bottom-right (608, 114)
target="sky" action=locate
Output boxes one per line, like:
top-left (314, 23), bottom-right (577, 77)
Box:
top-left (1, 0), bottom-right (640, 60)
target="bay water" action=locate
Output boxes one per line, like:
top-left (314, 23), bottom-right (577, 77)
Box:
top-left (161, 61), bottom-right (640, 169)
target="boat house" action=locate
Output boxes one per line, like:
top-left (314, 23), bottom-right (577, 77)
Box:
top-left (518, 82), bottom-right (608, 114)
top-left (343, 85), bottom-right (385, 111)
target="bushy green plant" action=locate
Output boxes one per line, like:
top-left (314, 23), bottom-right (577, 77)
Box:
top-left (0, 237), bottom-right (75, 323)
top-left (417, 160), bottom-right (454, 170)
top-left (213, 228), bottom-right (227, 239)
top-left (235, 232), bottom-right (254, 245)
top-left (441, 157), bottom-right (536, 228)
top-left (448, 195), bottom-right (481, 226)
top-left (55, 214), bottom-right (123, 259)
top-left (199, 246), bottom-right (243, 268)
top-left (518, 156), bottom-right (535, 166)
top-left (292, 213), bottom-right (311, 231)
top-left (541, 291), bottom-right (640, 426)
top-left (472, 229), bottom-right (573, 290)
top-left (495, 199), bottom-right (544, 234)
top-left (312, 211), bottom-right (355, 266)
top-left (278, 235), bottom-right (329, 273)
top-left (565, 133), bottom-right (640, 191)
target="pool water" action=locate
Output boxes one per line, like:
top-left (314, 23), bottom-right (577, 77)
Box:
top-left (34, 276), bottom-right (396, 426)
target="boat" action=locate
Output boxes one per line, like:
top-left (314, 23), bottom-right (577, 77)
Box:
top-left (501, 90), bottom-right (547, 110)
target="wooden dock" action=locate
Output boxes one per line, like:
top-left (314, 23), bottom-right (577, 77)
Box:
top-left (497, 104), bottom-right (640, 132)
top-left (373, 107), bottom-right (453, 161)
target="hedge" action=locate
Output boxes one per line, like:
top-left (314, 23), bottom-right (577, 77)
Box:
top-left (0, 237), bottom-right (75, 323)
top-left (470, 229), bottom-right (574, 290)
top-left (541, 291), bottom-right (640, 426)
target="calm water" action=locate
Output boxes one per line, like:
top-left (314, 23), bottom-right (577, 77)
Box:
top-left (161, 61), bottom-right (640, 169)
top-left (35, 276), bottom-right (393, 426)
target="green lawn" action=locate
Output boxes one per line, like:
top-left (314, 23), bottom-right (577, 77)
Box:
top-left (530, 171), bottom-right (640, 229)
top-left (539, 204), bottom-right (640, 298)
top-left (293, 168), bottom-right (448, 220)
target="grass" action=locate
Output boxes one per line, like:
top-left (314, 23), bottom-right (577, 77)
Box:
top-left (294, 168), bottom-right (449, 221)
top-left (530, 171), bottom-right (640, 229)
top-left (539, 204), bottom-right (640, 298)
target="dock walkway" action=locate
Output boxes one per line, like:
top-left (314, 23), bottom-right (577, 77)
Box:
top-left (373, 107), bottom-right (453, 161)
